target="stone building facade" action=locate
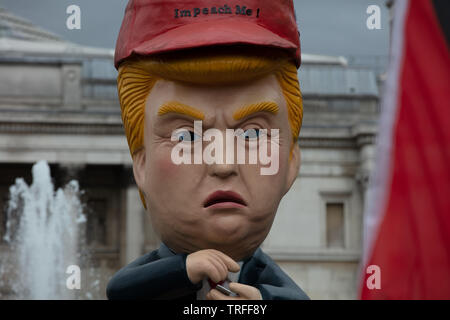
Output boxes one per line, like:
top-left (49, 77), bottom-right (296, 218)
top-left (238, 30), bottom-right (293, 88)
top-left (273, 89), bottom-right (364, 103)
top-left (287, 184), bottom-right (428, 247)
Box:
top-left (0, 8), bottom-right (380, 299)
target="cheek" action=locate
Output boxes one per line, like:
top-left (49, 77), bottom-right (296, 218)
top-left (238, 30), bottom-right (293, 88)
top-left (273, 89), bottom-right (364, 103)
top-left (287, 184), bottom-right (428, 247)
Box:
top-left (258, 173), bottom-right (285, 196)
top-left (147, 149), bottom-right (180, 182)
top-left (242, 166), bottom-right (284, 199)
top-left (157, 154), bottom-right (177, 175)
top-left (250, 152), bottom-right (290, 207)
top-left (147, 146), bottom-right (203, 193)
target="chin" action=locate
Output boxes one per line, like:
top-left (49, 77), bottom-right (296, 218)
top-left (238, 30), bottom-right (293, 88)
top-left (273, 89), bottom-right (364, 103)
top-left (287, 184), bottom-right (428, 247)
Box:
top-left (207, 217), bottom-right (248, 238)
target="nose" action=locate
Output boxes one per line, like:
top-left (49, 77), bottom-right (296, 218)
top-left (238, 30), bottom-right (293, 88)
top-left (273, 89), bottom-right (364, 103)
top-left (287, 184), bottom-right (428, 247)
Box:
top-left (207, 162), bottom-right (238, 179)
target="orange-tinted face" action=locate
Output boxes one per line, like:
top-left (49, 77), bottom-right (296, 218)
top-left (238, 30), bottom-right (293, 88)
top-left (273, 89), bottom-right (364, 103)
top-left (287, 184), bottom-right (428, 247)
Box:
top-left (132, 74), bottom-right (300, 261)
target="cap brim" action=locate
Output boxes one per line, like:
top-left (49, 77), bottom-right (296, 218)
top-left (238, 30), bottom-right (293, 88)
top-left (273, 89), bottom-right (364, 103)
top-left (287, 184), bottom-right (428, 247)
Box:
top-left (126, 19), bottom-right (298, 63)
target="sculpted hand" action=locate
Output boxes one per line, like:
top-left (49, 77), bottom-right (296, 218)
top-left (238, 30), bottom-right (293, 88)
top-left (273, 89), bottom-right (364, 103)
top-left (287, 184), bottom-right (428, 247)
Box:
top-left (186, 249), bottom-right (240, 284)
top-left (206, 282), bottom-right (263, 300)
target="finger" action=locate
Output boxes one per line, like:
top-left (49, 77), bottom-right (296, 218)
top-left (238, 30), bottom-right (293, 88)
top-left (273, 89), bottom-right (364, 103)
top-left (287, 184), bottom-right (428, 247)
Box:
top-left (208, 289), bottom-right (242, 301)
top-left (229, 282), bottom-right (262, 300)
top-left (203, 258), bottom-right (223, 283)
top-left (209, 250), bottom-right (240, 272)
top-left (212, 254), bottom-right (229, 276)
top-left (206, 256), bottom-right (228, 282)
top-left (207, 253), bottom-right (228, 278)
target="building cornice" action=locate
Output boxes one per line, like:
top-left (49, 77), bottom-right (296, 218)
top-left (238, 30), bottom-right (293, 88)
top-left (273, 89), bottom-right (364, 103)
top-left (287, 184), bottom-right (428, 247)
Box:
top-left (0, 121), bottom-right (124, 135)
top-left (0, 121), bottom-right (378, 149)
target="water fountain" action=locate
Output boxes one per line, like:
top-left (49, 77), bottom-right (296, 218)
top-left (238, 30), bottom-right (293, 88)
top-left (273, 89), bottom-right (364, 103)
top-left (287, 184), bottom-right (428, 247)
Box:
top-left (1, 160), bottom-right (87, 299)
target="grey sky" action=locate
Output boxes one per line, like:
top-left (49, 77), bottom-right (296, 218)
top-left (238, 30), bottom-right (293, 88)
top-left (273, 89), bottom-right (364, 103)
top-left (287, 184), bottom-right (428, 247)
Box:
top-left (1, 0), bottom-right (390, 58)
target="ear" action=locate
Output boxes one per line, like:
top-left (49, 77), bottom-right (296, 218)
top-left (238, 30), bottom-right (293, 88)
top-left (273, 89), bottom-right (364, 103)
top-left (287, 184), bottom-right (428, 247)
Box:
top-left (132, 148), bottom-right (146, 193)
top-left (284, 142), bottom-right (300, 195)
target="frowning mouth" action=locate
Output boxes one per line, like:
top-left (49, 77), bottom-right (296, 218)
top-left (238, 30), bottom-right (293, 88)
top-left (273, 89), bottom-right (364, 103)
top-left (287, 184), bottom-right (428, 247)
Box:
top-left (203, 190), bottom-right (247, 209)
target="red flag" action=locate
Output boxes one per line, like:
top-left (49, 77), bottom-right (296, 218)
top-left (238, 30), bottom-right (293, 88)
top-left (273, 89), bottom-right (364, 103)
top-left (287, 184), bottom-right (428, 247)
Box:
top-left (360, 0), bottom-right (450, 299)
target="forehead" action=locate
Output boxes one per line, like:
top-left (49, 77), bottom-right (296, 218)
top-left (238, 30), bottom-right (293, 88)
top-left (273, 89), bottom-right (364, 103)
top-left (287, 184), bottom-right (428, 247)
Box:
top-left (145, 74), bottom-right (286, 115)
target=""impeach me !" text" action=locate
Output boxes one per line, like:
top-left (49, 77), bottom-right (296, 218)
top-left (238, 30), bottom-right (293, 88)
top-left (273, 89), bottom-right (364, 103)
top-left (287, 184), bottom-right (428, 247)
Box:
top-left (174, 5), bottom-right (260, 18)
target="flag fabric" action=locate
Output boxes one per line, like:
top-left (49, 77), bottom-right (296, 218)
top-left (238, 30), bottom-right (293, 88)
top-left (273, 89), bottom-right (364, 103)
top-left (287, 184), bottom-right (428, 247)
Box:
top-left (360, 0), bottom-right (450, 299)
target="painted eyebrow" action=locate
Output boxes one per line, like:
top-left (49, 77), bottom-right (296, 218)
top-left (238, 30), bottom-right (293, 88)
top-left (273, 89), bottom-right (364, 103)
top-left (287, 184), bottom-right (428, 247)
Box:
top-left (157, 101), bottom-right (205, 120)
top-left (233, 101), bottom-right (279, 121)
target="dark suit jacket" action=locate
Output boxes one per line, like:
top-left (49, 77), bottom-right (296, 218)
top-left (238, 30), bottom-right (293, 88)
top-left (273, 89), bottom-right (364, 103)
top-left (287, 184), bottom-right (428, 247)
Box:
top-left (106, 243), bottom-right (309, 300)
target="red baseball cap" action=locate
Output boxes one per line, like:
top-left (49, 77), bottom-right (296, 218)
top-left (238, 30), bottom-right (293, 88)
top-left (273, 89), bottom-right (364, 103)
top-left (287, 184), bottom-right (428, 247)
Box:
top-left (114, 0), bottom-right (301, 69)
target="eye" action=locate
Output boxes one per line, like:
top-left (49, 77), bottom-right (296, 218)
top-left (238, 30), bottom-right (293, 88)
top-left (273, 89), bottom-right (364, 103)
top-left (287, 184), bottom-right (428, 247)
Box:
top-left (239, 128), bottom-right (262, 140)
top-left (174, 129), bottom-right (201, 142)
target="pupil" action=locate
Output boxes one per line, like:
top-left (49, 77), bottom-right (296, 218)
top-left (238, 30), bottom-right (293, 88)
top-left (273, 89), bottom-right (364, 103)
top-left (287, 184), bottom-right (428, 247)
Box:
top-left (246, 129), bottom-right (259, 139)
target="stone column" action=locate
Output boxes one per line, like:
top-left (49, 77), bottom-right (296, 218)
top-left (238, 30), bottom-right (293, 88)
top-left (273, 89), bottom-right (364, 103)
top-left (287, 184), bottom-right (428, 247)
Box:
top-left (356, 135), bottom-right (376, 203)
top-left (123, 166), bottom-right (145, 264)
top-left (61, 62), bottom-right (82, 109)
